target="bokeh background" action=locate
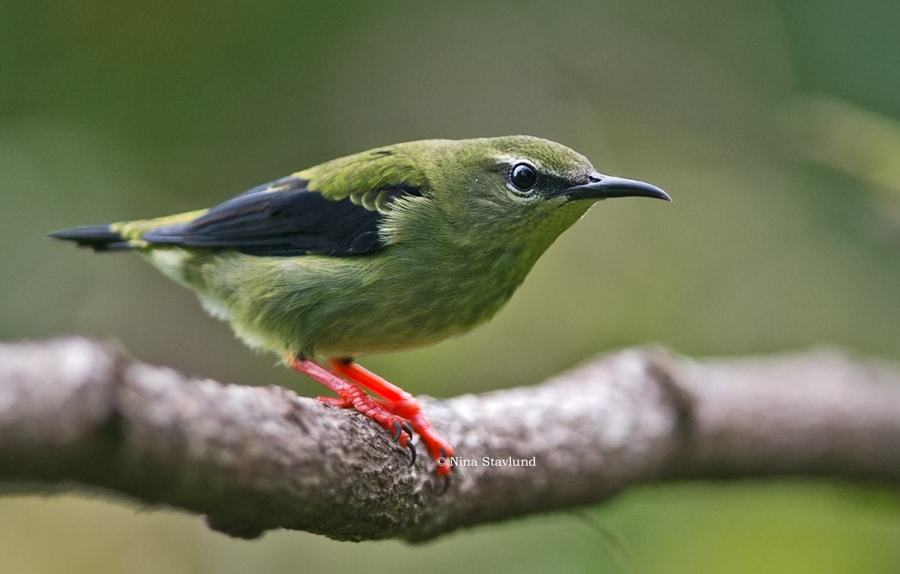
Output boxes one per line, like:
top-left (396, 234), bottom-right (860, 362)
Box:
top-left (2, 1), bottom-right (899, 572)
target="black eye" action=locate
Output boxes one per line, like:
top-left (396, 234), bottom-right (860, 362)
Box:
top-left (509, 162), bottom-right (538, 192)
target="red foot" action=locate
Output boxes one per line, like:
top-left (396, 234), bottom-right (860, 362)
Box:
top-left (286, 356), bottom-right (415, 453)
top-left (329, 359), bottom-right (454, 477)
top-left (284, 355), bottom-right (454, 477)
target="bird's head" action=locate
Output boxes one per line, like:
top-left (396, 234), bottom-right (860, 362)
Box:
top-left (375, 136), bottom-right (670, 253)
top-left (297, 135), bottom-right (668, 259)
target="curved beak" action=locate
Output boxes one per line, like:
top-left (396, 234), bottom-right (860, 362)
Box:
top-left (560, 172), bottom-right (671, 202)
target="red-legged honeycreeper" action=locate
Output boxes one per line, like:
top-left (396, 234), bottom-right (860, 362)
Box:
top-left (50, 135), bottom-right (670, 477)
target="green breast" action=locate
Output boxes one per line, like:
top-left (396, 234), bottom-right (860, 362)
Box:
top-left (174, 235), bottom-right (537, 359)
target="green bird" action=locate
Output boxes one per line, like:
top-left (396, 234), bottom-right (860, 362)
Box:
top-left (51, 135), bottom-right (670, 477)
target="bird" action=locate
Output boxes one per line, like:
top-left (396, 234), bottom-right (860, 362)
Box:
top-left (50, 135), bottom-right (670, 478)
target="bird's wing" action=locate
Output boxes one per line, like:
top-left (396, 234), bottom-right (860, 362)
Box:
top-left (142, 175), bottom-right (422, 257)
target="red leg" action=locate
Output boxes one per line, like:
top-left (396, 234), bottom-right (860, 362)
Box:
top-left (329, 358), bottom-right (454, 477)
top-left (285, 355), bottom-right (415, 453)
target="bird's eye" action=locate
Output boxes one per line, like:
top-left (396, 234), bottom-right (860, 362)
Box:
top-left (509, 162), bottom-right (538, 193)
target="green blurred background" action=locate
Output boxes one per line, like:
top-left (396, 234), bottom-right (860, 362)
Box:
top-left (2, 0), bottom-right (899, 572)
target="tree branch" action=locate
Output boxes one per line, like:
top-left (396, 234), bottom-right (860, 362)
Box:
top-left (1, 337), bottom-right (898, 542)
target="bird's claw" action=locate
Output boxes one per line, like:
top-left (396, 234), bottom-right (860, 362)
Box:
top-left (406, 439), bottom-right (417, 466)
top-left (402, 422), bottom-right (417, 465)
top-left (391, 421), bottom-right (417, 466)
top-left (401, 421), bottom-right (414, 442)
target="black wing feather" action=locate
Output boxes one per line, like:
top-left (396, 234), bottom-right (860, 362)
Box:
top-left (143, 177), bottom-right (387, 256)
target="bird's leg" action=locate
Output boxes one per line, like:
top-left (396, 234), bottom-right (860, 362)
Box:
top-left (285, 355), bottom-right (416, 460)
top-left (328, 358), bottom-right (454, 477)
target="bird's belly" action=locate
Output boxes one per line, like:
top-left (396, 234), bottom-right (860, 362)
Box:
top-left (200, 251), bottom-right (526, 359)
top-left (315, 315), bottom-right (473, 357)
top-left (306, 284), bottom-right (510, 357)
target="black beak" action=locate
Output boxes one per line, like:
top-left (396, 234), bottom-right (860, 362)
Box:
top-left (560, 172), bottom-right (671, 202)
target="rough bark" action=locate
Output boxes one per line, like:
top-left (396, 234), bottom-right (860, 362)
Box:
top-left (1, 337), bottom-right (898, 542)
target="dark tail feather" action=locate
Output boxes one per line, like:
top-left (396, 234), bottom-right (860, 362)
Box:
top-left (49, 225), bottom-right (133, 251)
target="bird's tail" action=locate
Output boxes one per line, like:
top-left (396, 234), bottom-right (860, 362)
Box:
top-left (50, 209), bottom-right (208, 252)
top-left (48, 224), bottom-right (134, 252)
